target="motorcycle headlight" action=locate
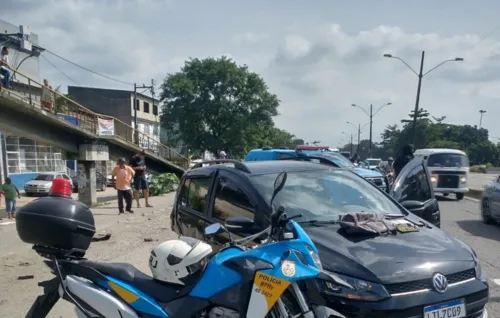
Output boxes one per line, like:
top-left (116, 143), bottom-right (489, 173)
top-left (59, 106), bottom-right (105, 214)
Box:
top-left (305, 245), bottom-right (322, 270)
top-left (323, 271), bottom-right (390, 301)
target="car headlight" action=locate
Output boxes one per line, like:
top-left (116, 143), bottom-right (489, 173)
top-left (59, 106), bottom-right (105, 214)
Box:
top-left (323, 271), bottom-right (390, 301)
top-left (430, 176), bottom-right (437, 183)
top-left (472, 250), bottom-right (486, 282)
top-left (305, 245), bottom-right (322, 270)
top-left (460, 176), bottom-right (466, 183)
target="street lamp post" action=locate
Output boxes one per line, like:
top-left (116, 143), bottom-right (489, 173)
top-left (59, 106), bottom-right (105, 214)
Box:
top-left (346, 121), bottom-right (369, 153)
top-left (479, 110), bottom-right (487, 129)
top-left (383, 51), bottom-right (463, 144)
top-left (351, 103), bottom-right (391, 157)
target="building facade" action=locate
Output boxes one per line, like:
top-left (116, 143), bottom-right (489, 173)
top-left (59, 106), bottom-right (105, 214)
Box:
top-left (0, 19), bottom-right (68, 188)
top-left (67, 86), bottom-right (161, 146)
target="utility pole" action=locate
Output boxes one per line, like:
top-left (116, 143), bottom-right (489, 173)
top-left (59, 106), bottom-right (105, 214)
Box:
top-left (411, 51), bottom-right (425, 145)
top-left (479, 110), bottom-right (486, 129)
top-left (350, 133), bottom-right (354, 154)
top-left (133, 81), bottom-right (155, 145)
top-left (369, 104), bottom-right (373, 158)
top-left (357, 124), bottom-right (361, 153)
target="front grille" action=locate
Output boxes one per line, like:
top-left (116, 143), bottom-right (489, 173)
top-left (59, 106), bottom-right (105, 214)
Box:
top-left (385, 269), bottom-right (475, 295)
top-left (437, 175), bottom-right (460, 188)
top-left (334, 289), bottom-right (488, 318)
top-left (367, 178), bottom-right (383, 187)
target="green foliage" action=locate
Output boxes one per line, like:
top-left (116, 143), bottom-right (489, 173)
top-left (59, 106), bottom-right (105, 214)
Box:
top-left (339, 108), bottom-right (500, 166)
top-left (470, 165), bottom-right (487, 173)
top-left (53, 86), bottom-right (75, 115)
top-left (144, 173), bottom-right (179, 197)
top-left (159, 56), bottom-right (301, 158)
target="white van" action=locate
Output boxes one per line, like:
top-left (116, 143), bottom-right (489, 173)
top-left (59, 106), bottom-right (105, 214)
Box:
top-left (414, 148), bottom-right (470, 200)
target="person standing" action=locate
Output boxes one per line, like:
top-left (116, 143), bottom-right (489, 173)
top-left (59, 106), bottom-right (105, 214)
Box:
top-left (41, 79), bottom-right (54, 112)
top-left (111, 158), bottom-right (135, 214)
top-left (0, 46), bottom-right (12, 89)
top-left (0, 177), bottom-right (21, 219)
top-left (393, 144), bottom-right (415, 177)
top-left (130, 150), bottom-right (153, 208)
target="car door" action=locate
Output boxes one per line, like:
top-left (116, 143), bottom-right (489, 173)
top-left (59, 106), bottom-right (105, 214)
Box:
top-left (487, 176), bottom-right (500, 218)
top-left (206, 170), bottom-right (261, 250)
top-left (174, 174), bottom-right (215, 241)
top-left (391, 157), bottom-right (441, 227)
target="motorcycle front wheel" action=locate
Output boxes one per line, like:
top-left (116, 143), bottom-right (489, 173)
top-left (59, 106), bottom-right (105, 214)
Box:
top-left (266, 290), bottom-right (301, 317)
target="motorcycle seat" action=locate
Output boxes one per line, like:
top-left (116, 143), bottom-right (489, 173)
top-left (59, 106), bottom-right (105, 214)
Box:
top-left (79, 260), bottom-right (193, 302)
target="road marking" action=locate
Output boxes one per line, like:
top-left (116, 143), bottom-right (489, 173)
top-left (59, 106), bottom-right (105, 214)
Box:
top-left (0, 221), bottom-right (15, 226)
top-left (492, 279), bottom-right (500, 286)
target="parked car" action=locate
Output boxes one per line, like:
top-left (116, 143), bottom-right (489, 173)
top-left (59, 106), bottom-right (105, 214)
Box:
top-left (24, 172), bottom-right (72, 196)
top-left (71, 172), bottom-right (107, 192)
top-left (363, 157), bottom-right (382, 170)
top-left (171, 159), bottom-right (487, 317)
top-left (245, 148), bottom-right (390, 192)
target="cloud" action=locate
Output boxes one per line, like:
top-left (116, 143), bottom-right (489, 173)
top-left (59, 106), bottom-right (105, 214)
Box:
top-left (2, 1), bottom-right (500, 149)
top-left (232, 32), bottom-right (271, 44)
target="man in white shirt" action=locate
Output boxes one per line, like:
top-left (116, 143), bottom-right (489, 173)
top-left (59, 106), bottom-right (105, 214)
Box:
top-left (0, 46), bottom-right (12, 88)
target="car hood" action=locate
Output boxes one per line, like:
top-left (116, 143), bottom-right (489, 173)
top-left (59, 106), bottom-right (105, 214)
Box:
top-left (352, 167), bottom-right (383, 178)
top-left (25, 180), bottom-right (52, 187)
top-left (304, 223), bottom-right (474, 284)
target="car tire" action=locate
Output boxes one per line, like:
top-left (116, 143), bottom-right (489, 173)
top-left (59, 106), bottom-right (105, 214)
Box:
top-left (481, 198), bottom-right (495, 224)
top-left (25, 192), bottom-right (32, 197)
top-left (443, 193), bottom-right (449, 197)
top-left (101, 183), bottom-right (107, 191)
top-left (456, 193), bottom-right (464, 200)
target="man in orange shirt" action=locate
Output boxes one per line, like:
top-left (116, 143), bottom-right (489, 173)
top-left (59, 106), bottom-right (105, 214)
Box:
top-left (112, 158), bottom-right (135, 214)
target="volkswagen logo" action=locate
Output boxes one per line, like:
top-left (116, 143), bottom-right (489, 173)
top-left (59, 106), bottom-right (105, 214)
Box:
top-left (432, 273), bottom-right (448, 293)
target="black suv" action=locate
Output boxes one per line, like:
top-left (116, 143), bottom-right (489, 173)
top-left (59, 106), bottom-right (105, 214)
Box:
top-left (171, 159), bottom-right (488, 317)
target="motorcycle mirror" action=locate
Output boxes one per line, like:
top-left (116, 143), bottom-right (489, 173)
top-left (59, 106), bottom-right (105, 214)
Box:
top-left (270, 171), bottom-right (287, 206)
top-left (204, 223), bottom-right (224, 237)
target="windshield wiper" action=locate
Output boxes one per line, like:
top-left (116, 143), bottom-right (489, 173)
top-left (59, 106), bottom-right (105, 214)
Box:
top-left (298, 220), bottom-right (339, 227)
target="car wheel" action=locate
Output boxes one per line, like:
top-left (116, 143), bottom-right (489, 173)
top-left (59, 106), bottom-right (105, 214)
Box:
top-left (456, 193), bottom-right (464, 200)
top-left (101, 183), bottom-right (107, 191)
top-left (25, 192), bottom-right (32, 197)
top-left (443, 193), bottom-right (449, 197)
top-left (481, 198), bottom-right (495, 224)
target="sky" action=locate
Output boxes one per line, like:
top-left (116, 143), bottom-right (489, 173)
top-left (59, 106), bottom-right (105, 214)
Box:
top-left (2, 0), bottom-right (500, 148)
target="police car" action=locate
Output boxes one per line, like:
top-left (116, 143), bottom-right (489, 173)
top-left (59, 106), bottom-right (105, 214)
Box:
top-left (244, 146), bottom-right (389, 192)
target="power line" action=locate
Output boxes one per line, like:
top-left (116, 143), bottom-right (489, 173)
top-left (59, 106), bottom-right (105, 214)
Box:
top-left (41, 54), bottom-right (79, 85)
top-left (466, 24), bottom-right (500, 51)
top-left (44, 48), bottom-right (134, 86)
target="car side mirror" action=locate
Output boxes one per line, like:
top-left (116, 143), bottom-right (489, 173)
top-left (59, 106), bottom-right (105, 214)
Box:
top-left (225, 216), bottom-right (254, 232)
top-left (400, 200), bottom-right (425, 216)
top-left (204, 223), bottom-right (225, 237)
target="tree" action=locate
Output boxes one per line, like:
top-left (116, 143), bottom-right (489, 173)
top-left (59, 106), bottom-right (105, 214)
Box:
top-left (160, 56), bottom-right (282, 158)
top-left (53, 86), bottom-right (75, 115)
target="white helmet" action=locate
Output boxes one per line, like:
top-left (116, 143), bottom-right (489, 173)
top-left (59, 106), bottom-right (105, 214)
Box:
top-left (149, 236), bottom-right (212, 285)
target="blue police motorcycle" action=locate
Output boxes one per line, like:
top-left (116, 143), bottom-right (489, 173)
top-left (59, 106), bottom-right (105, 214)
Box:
top-left (24, 172), bottom-right (348, 317)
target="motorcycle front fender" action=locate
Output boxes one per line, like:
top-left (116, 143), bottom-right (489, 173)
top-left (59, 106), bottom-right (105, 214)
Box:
top-left (313, 305), bottom-right (346, 318)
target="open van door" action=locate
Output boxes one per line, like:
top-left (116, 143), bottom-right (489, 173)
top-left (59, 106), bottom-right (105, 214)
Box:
top-left (390, 157), bottom-right (441, 227)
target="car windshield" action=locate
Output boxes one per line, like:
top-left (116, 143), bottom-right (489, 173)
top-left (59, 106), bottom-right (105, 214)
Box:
top-left (317, 153), bottom-right (354, 168)
top-left (367, 159), bottom-right (381, 166)
top-left (34, 174), bottom-right (54, 181)
top-left (427, 153), bottom-right (469, 168)
top-left (251, 170), bottom-right (402, 222)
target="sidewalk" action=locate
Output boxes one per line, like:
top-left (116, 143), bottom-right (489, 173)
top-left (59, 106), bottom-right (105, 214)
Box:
top-left (0, 187), bottom-right (118, 220)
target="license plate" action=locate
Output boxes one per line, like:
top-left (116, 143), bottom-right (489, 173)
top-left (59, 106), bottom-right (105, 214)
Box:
top-left (424, 299), bottom-right (466, 318)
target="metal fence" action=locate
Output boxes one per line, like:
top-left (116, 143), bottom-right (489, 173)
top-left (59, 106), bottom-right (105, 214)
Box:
top-left (0, 66), bottom-right (188, 169)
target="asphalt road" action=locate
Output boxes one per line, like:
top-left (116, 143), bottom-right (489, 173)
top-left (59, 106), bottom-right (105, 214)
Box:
top-left (1, 194), bottom-right (499, 316)
top-left (469, 173), bottom-right (497, 190)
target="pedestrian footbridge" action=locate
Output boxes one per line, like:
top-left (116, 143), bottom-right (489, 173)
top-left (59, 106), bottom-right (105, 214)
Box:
top-left (0, 69), bottom-right (188, 178)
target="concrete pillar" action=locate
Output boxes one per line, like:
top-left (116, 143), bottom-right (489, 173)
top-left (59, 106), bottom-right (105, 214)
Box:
top-left (77, 161), bottom-right (97, 206)
top-left (77, 143), bottom-right (109, 206)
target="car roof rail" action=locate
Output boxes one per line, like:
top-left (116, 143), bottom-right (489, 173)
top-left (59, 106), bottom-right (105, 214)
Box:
top-left (190, 159), bottom-right (251, 173)
top-left (262, 146), bottom-right (272, 150)
top-left (278, 155), bottom-right (340, 168)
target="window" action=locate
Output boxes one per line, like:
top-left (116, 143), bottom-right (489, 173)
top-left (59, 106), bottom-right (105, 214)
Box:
top-left (277, 153), bottom-right (295, 159)
top-left (153, 104), bottom-right (159, 115)
top-left (397, 165), bottom-right (432, 202)
top-left (427, 153), bottom-right (469, 168)
top-left (62, 174), bottom-right (71, 180)
top-left (143, 102), bottom-right (150, 113)
top-left (34, 174), bottom-right (54, 181)
top-left (213, 177), bottom-right (255, 221)
top-left (135, 99), bottom-right (140, 111)
top-left (179, 178), bottom-right (211, 213)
